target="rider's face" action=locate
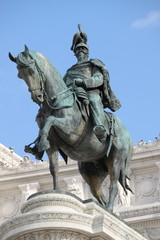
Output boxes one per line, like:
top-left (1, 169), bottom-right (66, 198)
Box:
top-left (75, 47), bottom-right (88, 62)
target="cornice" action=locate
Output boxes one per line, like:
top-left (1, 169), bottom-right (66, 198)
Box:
top-left (130, 218), bottom-right (160, 229)
top-left (118, 202), bottom-right (160, 219)
top-left (133, 139), bottom-right (160, 155)
top-left (0, 144), bottom-right (22, 167)
top-left (1, 139), bottom-right (160, 177)
top-left (0, 156), bottom-right (77, 177)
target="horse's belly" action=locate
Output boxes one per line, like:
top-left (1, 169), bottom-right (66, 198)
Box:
top-left (61, 135), bottom-right (107, 162)
top-left (53, 115), bottom-right (108, 162)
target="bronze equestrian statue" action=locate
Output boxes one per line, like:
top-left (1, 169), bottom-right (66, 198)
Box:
top-left (9, 25), bottom-right (133, 211)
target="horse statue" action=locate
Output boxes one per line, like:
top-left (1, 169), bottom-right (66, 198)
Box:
top-left (9, 45), bottom-right (133, 211)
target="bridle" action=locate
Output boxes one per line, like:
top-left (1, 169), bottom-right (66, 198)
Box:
top-left (24, 56), bottom-right (45, 95)
top-left (24, 54), bottom-right (74, 110)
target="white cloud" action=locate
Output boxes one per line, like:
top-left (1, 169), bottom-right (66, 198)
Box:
top-left (132, 10), bottom-right (160, 29)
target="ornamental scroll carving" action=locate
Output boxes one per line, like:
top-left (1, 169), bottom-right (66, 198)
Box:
top-left (9, 230), bottom-right (89, 240)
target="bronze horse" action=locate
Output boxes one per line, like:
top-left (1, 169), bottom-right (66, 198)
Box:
top-left (9, 46), bottom-right (133, 211)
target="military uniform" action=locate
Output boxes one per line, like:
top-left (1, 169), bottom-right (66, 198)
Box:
top-left (64, 25), bottom-right (121, 143)
top-left (64, 60), bottom-right (107, 131)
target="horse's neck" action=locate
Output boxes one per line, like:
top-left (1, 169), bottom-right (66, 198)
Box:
top-left (45, 65), bottom-right (68, 99)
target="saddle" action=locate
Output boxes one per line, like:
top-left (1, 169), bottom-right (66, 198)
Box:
top-left (75, 87), bottom-right (117, 156)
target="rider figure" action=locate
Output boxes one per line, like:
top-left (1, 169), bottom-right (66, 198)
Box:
top-left (63, 25), bottom-right (121, 143)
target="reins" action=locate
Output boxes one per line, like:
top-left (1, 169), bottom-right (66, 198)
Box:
top-left (28, 53), bottom-right (74, 110)
top-left (27, 56), bottom-right (45, 94)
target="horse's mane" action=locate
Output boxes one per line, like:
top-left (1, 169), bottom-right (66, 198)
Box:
top-left (16, 50), bottom-right (62, 80)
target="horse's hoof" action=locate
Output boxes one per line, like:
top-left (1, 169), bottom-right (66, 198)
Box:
top-left (38, 140), bottom-right (50, 152)
top-left (107, 209), bottom-right (113, 214)
top-left (105, 205), bottom-right (113, 213)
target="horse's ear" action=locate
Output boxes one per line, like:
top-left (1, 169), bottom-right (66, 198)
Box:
top-left (8, 52), bottom-right (16, 62)
top-left (23, 45), bottom-right (29, 57)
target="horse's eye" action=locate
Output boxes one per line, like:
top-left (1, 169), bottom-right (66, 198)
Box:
top-left (28, 68), bottom-right (34, 75)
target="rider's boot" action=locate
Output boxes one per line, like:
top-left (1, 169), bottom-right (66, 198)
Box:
top-left (24, 144), bottom-right (44, 161)
top-left (93, 125), bottom-right (107, 143)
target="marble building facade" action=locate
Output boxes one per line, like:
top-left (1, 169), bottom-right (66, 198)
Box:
top-left (0, 138), bottom-right (160, 240)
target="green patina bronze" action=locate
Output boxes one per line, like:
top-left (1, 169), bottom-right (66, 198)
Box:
top-left (9, 25), bottom-right (133, 211)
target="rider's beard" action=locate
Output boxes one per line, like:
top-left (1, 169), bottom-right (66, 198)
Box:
top-left (77, 52), bottom-right (88, 62)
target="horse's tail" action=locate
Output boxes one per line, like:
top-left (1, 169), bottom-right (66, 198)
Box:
top-left (119, 172), bottom-right (134, 195)
top-left (119, 140), bottom-right (134, 195)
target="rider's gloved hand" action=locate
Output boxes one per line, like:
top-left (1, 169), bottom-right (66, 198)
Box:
top-left (75, 78), bottom-right (84, 87)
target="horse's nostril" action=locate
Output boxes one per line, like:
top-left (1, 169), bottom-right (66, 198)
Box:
top-left (37, 95), bottom-right (44, 102)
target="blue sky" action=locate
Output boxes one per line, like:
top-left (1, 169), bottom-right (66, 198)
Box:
top-left (0, 0), bottom-right (160, 158)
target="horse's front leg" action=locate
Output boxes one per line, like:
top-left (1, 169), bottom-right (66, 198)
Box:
top-left (38, 116), bottom-right (55, 152)
top-left (46, 147), bottom-right (60, 190)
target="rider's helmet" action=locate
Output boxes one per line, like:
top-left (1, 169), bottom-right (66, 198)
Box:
top-left (70, 24), bottom-right (89, 54)
top-left (74, 42), bottom-right (89, 54)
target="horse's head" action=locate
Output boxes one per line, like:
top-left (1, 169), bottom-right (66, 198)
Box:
top-left (9, 45), bottom-right (44, 105)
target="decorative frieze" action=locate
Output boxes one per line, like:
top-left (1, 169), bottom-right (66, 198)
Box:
top-left (8, 230), bottom-right (90, 240)
top-left (119, 202), bottom-right (160, 219)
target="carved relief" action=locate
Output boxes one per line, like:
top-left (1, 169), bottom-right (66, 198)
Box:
top-left (63, 177), bottom-right (84, 199)
top-left (9, 230), bottom-right (89, 240)
top-left (138, 228), bottom-right (160, 240)
top-left (18, 182), bottom-right (41, 204)
top-left (135, 174), bottom-right (158, 203)
top-left (67, 178), bottom-right (81, 196)
top-left (147, 229), bottom-right (160, 240)
top-left (0, 194), bottom-right (20, 222)
top-left (1, 201), bottom-right (18, 218)
top-left (114, 182), bottom-right (130, 208)
top-left (102, 177), bottom-right (130, 209)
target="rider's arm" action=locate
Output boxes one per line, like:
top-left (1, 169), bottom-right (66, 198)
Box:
top-left (83, 66), bottom-right (103, 89)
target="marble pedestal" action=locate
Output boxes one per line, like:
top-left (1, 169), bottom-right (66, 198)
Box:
top-left (0, 191), bottom-right (147, 240)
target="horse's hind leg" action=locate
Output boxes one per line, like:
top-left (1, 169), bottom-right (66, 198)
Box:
top-left (78, 160), bottom-right (108, 206)
top-left (106, 156), bottom-right (121, 211)
top-left (46, 147), bottom-right (60, 190)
